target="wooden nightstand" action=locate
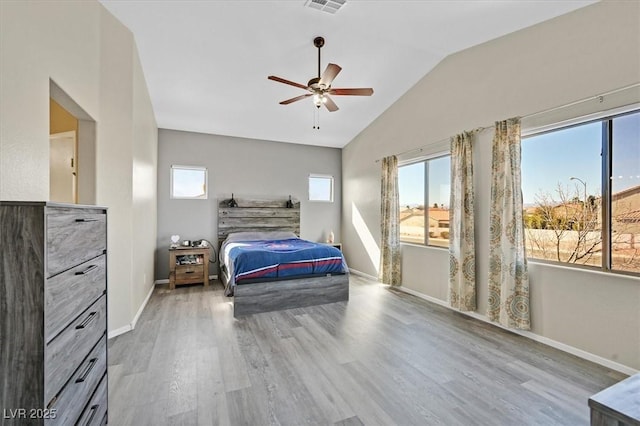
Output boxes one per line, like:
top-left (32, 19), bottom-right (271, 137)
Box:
top-left (169, 246), bottom-right (210, 290)
top-left (327, 243), bottom-right (342, 251)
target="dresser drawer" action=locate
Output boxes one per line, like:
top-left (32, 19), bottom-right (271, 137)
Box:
top-left (45, 255), bottom-right (106, 342)
top-left (176, 264), bottom-right (204, 282)
top-left (46, 209), bottom-right (106, 277)
top-left (46, 335), bottom-right (107, 426)
top-left (45, 296), bottom-right (106, 404)
top-left (76, 374), bottom-right (107, 426)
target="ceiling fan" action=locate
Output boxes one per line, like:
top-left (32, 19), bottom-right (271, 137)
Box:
top-left (268, 36), bottom-right (374, 112)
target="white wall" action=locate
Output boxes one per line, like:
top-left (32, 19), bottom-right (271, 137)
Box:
top-left (0, 1), bottom-right (158, 334)
top-left (156, 129), bottom-right (342, 280)
top-left (342, 1), bottom-right (640, 370)
top-left (131, 47), bottom-right (159, 320)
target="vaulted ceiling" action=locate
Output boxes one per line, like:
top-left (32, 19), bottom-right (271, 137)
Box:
top-left (100, 0), bottom-right (596, 148)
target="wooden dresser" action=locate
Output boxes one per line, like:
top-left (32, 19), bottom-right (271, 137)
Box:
top-left (589, 373), bottom-right (640, 426)
top-left (0, 202), bottom-right (108, 425)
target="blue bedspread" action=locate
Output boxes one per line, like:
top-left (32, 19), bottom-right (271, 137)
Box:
top-left (226, 238), bottom-right (346, 285)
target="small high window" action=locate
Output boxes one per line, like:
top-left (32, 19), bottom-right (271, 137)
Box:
top-left (309, 175), bottom-right (334, 202)
top-left (171, 165), bottom-right (208, 199)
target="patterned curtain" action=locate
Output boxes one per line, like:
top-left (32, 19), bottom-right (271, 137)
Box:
top-left (379, 155), bottom-right (401, 286)
top-left (449, 131), bottom-right (476, 311)
top-left (488, 118), bottom-right (530, 330)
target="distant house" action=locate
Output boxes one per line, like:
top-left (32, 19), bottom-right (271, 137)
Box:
top-left (613, 185), bottom-right (640, 233)
top-left (524, 184), bottom-right (640, 233)
top-left (428, 208), bottom-right (450, 229)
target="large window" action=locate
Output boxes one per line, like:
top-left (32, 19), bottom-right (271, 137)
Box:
top-left (398, 155), bottom-right (451, 247)
top-left (522, 109), bottom-right (640, 275)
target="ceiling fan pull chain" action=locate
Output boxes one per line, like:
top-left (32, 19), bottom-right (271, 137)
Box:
top-left (312, 107), bottom-right (320, 130)
top-left (313, 108), bottom-right (320, 130)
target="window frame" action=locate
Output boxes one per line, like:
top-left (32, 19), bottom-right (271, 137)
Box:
top-left (522, 105), bottom-right (640, 277)
top-left (170, 165), bottom-right (208, 200)
top-left (398, 152), bottom-right (450, 248)
top-left (308, 174), bottom-right (334, 202)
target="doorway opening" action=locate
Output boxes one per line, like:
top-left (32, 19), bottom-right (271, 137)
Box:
top-left (49, 129), bottom-right (77, 203)
top-left (50, 80), bottom-right (96, 204)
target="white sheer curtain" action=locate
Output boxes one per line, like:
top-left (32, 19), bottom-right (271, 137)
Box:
top-left (448, 131), bottom-right (476, 311)
top-left (488, 118), bottom-right (530, 330)
top-left (379, 155), bottom-right (401, 286)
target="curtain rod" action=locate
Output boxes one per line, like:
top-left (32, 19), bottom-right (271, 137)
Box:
top-left (525, 82), bottom-right (639, 120)
top-left (374, 82), bottom-right (639, 164)
top-left (374, 125), bottom-right (492, 163)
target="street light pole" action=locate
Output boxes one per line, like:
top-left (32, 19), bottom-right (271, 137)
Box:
top-left (570, 176), bottom-right (587, 234)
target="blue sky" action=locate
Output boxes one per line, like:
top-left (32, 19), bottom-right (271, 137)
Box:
top-left (399, 111), bottom-right (639, 207)
top-left (173, 167), bottom-right (207, 198)
top-left (522, 111), bottom-right (639, 205)
top-left (399, 155), bottom-right (450, 207)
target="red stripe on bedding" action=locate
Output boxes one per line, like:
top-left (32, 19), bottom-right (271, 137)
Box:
top-left (238, 265), bottom-right (278, 280)
top-left (236, 257), bottom-right (344, 283)
top-left (278, 258), bottom-right (342, 270)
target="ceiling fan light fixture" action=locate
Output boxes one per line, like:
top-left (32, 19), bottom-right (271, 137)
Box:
top-left (313, 93), bottom-right (329, 106)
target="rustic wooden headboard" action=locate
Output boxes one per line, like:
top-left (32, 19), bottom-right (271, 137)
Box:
top-left (217, 196), bottom-right (301, 242)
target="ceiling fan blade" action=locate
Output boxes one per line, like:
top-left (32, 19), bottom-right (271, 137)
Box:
top-left (279, 93), bottom-right (312, 105)
top-left (319, 63), bottom-right (342, 87)
top-left (329, 88), bottom-right (374, 96)
top-left (323, 95), bottom-right (339, 112)
top-left (268, 75), bottom-right (309, 90)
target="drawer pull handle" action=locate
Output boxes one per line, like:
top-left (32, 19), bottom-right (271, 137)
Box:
top-left (46, 396), bottom-right (57, 409)
top-left (75, 265), bottom-right (99, 275)
top-left (76, 358), bottom-right (98, 383)
top-left (75, 218), bottom-right (99, 222)
top-left (185, 271), bottom-right (194, 274)
top-left (76, 312), bottom-right (97, 329)
top-left (82, 404), bottom-right (99, 426)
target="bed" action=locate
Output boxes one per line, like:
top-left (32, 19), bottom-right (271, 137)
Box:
top-left (218, 197), bottom-right (349, 317)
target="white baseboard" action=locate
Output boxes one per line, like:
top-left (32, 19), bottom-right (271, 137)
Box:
top-left (397, 286), bottom-right (638, 376)
top-left (108, 283), bottom-right (156, 339)
top-left (131, 284), bottom-right (154, 330)
top-left (348, 268), bottom-right (379, 282)
top-left (154, 274), bottom-right (218, 285)
top-left (108, 324), bottom-right (131, 339)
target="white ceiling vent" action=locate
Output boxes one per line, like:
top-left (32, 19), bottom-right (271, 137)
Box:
top-left (305, 0), bottom-right (346, 14)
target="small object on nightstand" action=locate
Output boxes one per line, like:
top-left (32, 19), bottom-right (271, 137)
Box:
top-left (169, 246), bottom-right (210, 290)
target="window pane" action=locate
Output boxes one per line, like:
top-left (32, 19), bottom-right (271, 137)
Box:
top-left (522, 122), bottom-right (602, 266)
top-left (427, 156), bottom-right (450, 248)
top-left (611, 111), bottom-right (640, 273)
top-left (399, 162), bottom-right (425, 244)
top-left (309, 176), bottom-right (333, 202)
top-left (171, 166), bottom-right (207, 199)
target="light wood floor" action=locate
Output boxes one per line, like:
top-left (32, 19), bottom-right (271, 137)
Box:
top-left (108, 275), bottom-right (625, 425)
